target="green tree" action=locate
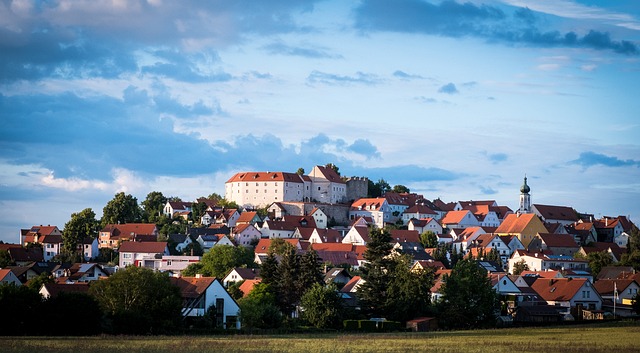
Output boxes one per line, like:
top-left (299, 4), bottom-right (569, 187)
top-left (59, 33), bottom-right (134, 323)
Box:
top-left (62, 208), bottom-right (98, 255)
top-left (268, 238), bottom-right (295, 256)
top-left (621, 225), bottom-right (640, 271)
top-left (191, 245), bottom-right (254, 278)
top-left (260, 252), bottom-right (279, 286)
top-left (276, 245), bottom-right (301, 316)
top-left (296, 167), bottom-right (305, 175)
top-left (297, 248), bottom-right (323, 294)
top-left (420, 231), bottom-right (438, 249)
top-left (191, 201), bottom-right (208, 223)
top-left (439, 259), bottom-right (499, 329)
top-left (141, 191), bottom-right (167, 223)
top-left (632, 294), bottom-right (640, 315)
top-left (0, 249), bottom-right (12, 267)
top-left (90, 266), bottom-right (182, 334)
top-left (392, 184), bottom-right (410, 193)
top-left (586, 251), bottom-right (613, 277)
top-left (238, 283), bottom-right (282, 330)
top-left (27, 272), bottom-right (54, 291)
top-left (511, 259), bottom-right (529, 275)
top-left (367, 178), bottom-right (391, 197)
top-left (101, 192), bottom-right (142, 227)
top-left (358, 228), bottom-right (394, 317)
top-left (486, 248), bottom-right (503, 268)
top-left (386, 255), bottom-right (435, 322)
top-left (300, 283), bottom-right (343, 329)
top-left (182, 262), bottom-right (205, 277)
top-left (433, 243), bottom-right (451, 268)
top-left (227, 280), bottom-right (245, 300)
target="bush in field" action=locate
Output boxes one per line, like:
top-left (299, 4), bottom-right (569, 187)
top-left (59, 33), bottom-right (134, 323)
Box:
top-left (238, 283), bottom-right (282, 330)
top-left (42, 292), bottom-right (102, 335)
top-left (0, 283), bottom-right (42, 335)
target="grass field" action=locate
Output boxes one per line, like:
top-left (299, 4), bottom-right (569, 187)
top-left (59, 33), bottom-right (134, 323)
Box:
top-left (3, 322), bottom-right (639, 353)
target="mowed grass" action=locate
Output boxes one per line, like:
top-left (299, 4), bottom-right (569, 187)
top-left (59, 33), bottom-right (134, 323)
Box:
top-left (3, 322), bottom-right (639, 353)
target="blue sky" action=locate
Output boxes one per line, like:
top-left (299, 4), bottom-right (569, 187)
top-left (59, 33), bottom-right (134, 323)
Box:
top-left (1, 0), bottom-right (639, 243)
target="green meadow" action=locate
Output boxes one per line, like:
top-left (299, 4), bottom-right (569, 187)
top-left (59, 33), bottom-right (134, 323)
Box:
top-left (3, 322), bottom-right (639, 353)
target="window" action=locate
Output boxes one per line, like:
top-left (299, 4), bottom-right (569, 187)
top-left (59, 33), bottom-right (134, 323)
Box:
top-left (123, 253), bottom-right (132, 259)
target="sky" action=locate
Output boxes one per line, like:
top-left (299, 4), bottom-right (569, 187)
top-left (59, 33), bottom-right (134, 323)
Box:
top-left (1, 0), bottom-right (639, 243)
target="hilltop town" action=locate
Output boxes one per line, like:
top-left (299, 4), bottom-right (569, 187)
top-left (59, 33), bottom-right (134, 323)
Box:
top-left (1, 164), bottom-right (639, 334)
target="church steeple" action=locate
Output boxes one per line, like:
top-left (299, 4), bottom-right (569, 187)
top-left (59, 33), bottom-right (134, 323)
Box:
top-left (518, 175), bottom-right (531, 214)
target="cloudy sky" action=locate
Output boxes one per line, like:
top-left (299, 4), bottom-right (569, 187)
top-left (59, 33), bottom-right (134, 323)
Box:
top-left (1, 0), bottom-right (639, 243)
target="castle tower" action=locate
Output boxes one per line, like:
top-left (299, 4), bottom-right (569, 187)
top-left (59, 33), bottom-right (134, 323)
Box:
top-left (518, 175), bottom-right (531, 214)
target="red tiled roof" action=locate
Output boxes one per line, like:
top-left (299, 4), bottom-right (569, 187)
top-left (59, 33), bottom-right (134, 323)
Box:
top-left (313, 165), bottom-right (345, 184)
top-left (118, 241), bottom-right (167, 253)
top-left (441, 210), bottom-right (472, 225)
top-left (341, 275), bottom-right (362, 293)
top-left (226, 171), bottom-right (306, 183)
top-left (101, 223), bottom-right (157, 237)
top-left (239, 279), bottom-right (261, 297)
top-left (254, 238), bottom-right (300, 254)
top-left (41, 283), bottom-right (89, 298)
top-left (537, 233), bottom-right (579, 248)
top-left (310, 243), bottom-right (354, 252)
top-left (593, 279), bottom-right (636, 296)
top-left (530, 278), bottom-right (589, 302)
top-left (170, 276), bottom-right (216, 298)
top-left (236, 211), bottom-right (259, 224)
top-left (390, 230), bottom-right (420, 243)
top-left (350, 198), bottom-right (386, 210)
top-left (495, 213), bottom-right (539, 234)
top-left (534, 204), bottom-right (578, 222)
top-left (404, 205), bottom-right (437, 214)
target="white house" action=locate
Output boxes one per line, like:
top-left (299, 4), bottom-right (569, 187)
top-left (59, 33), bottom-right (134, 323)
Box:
top-left (508, 250), bottom-right (589, 274)
top-left (232, 224), bottom-right (262, 247)
top-left (441, 210), bottom-right (481, 230)
top-left (222, 267), bottom-right (261, 287)
top-left (224, 171), bottom-right (311, 208)
top-left (170, 276), bottom-right (241, 329)
top-left (163, 201), bottom-right (193, 218)
top-left (402, 205), bottom-right (438, 225)
top-left (307, 165), bottom-right (347, 204)
top-left (309, 208), bottom-right (328, 229)
top-left (349, 198), bottom-right (392, 228)
top-left (118, 241), bottom-right (169, 268)
top-left (407, 218), bottom-right (443, 235)
top-left (81, 237), bottom-right (99, 261)
top-left (342, 225), bottom-right (370, 245)
top-left (531, 278), bottom-right (603, 313)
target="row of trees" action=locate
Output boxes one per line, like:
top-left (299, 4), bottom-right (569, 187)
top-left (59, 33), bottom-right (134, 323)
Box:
top-left (0, 266), bottom-right (182, 335)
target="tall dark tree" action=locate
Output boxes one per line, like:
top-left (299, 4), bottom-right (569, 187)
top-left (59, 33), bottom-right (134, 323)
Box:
top-left (101, 192), bottom-right (142, 227)
top-left (358, 228), bottom-right (394, 317)
top-left (42, 292), bottom-right (102, 335)
top-left (62, 208), bottom-right (98, 255)
top-left (585, 251), bottom-right (613, 277)
top-left (141, 191), bottom-right (167, 223)
top-left (486, 247), bottom-right (503, 268)
top-left (439, 259), bottom-right (499, 329)
top-left (386, 255), bottom-right (435, 322)
top-left (512, 259), bottom-right (529, 275)
top-left (433, 243), bottom-right (451, 269)
top-left (297, 248), bottom-right (323, 294)
top-left (191, 201), bottom-right (208, 223)
top-left (260, 252), bottom-right (279, 287)
top-left (238, 283), bottom-right (282, 330)
top-left (190, 245), bottom-right (254, 278)
top-left (296, 167), bottom-right (305, 175)
top-left (0, 249), bottom-right (12, 267)
top-left (276, 245), bottom-right (300, 316)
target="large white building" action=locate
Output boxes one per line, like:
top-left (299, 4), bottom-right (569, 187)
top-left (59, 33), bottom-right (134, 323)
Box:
top-left (224, 166), bottom-right (348, 208)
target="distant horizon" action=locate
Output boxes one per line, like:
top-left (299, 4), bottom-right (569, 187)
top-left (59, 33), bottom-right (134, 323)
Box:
top-left (1, 1), bottom-right (639, 243)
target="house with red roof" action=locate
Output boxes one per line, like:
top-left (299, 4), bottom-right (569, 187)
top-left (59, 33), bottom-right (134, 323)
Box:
top-left (402, 205), bottom-right (438, 225)
top-left (223, 267), bottom-right (261, 287)
top-left (495, 213), bottom-right (548, 248)
top-left (532, 204), bottom-right (579, 226)
top-left (528, 233), bottom-right (580, 257)
top-left (0, 269), bottom-right (21, 286)
top-left (349, 197), bottom-right (392, 228)
top-left (450, 226), bottom-right (486, 253)
top-left (20, 225), bottom-right (62, 245)
top-left (231, 223), bottom-right (262, 247)
top-left (441, 210), bottom-right (480, 230)
top-left (593, 216), bottom-right (627, 243)
top-left (341, 275), bottom-right (364, 293)
top-left (163, 201), bottom-right (193, 218)
top-left (530, 278), bottom-right (603, 315)
top-left (236, 211), bottom-right (262, 226)
top-left (565, 222), bottom-right (598, 246)
top-left (169, 276), bottom-right (240, 328)
top-left (99, 223), bottom-right (158, 249)
top-left (224, 171), bottom-right (312, 208)
top-left (307, 228), bottom-right (342, 244)
top-left (408, 218), bottom-right (443, 235)
top-left (118, 241), bottom-right (169, 268)
top-left (578, 242), bottom-right (625, 263)
top-left (342, 224), bottom-right (371, 245)
top-left (238, 279), bottom-right (261, 298)
top-left (309, 207), bottom-right (328, 229)
top-left (39, 282), bottom-right (90, 299)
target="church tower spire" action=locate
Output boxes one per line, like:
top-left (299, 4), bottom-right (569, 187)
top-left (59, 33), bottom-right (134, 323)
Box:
top-left (518, 175), bottom-right (531, 214)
